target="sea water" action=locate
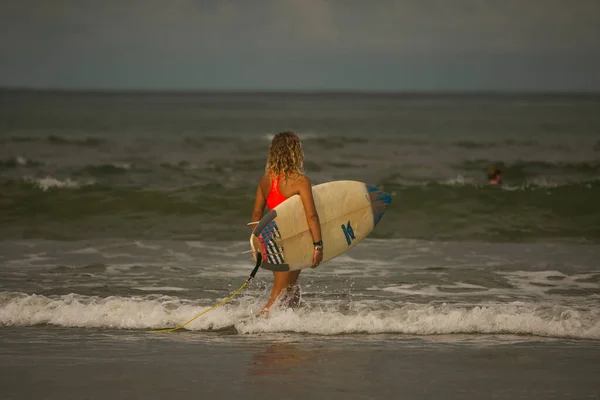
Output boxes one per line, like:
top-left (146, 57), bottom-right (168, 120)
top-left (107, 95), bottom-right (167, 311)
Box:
top-left (1, 90), bottom-right (599, 399)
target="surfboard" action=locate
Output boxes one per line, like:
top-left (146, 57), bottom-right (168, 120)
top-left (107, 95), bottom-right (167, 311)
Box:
top-left (249, 180), bottom-right (392, 271)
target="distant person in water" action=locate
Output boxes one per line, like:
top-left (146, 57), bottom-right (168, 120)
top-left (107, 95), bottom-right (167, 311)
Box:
top-left (487, 167), bottom-right (502, 185)
top-left (250, 131), bottom-right (323, 315)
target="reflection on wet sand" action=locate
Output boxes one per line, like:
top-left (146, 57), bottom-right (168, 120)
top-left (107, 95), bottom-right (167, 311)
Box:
top-left (248, 343), bottom-right (313, 377)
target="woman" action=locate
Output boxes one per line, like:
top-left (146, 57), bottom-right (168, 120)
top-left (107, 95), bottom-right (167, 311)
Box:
top-left (250, 131), bottom-right (323, 314)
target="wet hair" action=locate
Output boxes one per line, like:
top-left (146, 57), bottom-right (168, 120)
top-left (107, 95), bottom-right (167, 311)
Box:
top-left (487, 167), bottom-right (501, 180)
top-left (265, 131), bottom-right (305, 178)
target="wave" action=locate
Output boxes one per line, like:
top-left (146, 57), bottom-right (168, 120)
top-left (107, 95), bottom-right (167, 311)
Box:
top-left (79, 163), bottom-right (131, 176)
top-left (382, 173), bottom-right (600, 189)
top-left (457, 160), bottom-right (600, 179)
top-left (2, 178), bottom-right (599, 241)
top-left (373, 179), bottom-right (600, 241)
top-left (0, 292), bottom-right (598, 340)
top-left (0, 156), bottom-right (43, 169)
top-left (454, 139), bottom-right (540, 149)
top-left (1, 135), bottom-right (108, 147)
top-left (22, 176), bottom-right (95, 191)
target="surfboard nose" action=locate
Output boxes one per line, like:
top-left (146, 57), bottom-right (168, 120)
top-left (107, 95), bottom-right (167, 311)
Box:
top-left (367, 185), bottom-right (392, 226)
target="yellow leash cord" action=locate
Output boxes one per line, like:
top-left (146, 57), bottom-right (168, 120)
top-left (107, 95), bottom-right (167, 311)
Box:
top-left (153, 253), bottom-right (262, 333)
top-left (153, 280), bottom-right (249, 333)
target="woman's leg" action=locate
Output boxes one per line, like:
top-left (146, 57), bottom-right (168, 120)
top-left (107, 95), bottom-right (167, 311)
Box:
top-left (284, 270), bottom-right (301, 309)
top-left (261, 270), bottom-right (302, 313)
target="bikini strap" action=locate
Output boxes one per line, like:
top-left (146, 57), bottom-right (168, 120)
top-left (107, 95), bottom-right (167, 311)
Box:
top-left (272, 174), bottom-right (281, 192)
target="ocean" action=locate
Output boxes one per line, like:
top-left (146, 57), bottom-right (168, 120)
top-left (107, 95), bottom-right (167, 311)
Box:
top-left (1, 89), bottom-right (599, 399)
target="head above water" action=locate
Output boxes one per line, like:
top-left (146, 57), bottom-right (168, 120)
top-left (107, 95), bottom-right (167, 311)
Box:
top-left (265, 131), bottom-right (305, 178)
top-left (487, 166), bottom-right (502, 184)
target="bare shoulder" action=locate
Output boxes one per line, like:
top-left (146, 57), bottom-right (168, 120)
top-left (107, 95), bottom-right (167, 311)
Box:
top-left (295, 174), bottom-right (311, 184)
top-left (293, 174), bottom-right (313, 191)
top-left (259, 174), bottom-right (270, 186)
top-left (258, 174), bottom-right (270, 194)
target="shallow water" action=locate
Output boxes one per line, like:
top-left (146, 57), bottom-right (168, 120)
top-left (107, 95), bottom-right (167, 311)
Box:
top-left (1, 239), bottom-right (598, 339)
top-left (2, 327), bottom-right (599, 400)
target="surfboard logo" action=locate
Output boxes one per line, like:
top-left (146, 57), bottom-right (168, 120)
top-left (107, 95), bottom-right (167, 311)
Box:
top-left (341, 221), bottom-right (356, 246)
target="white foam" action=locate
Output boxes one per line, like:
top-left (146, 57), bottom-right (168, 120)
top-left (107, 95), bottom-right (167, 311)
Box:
top-left (498, 270), bottom-right (599, 294)
top-left (133, 241), bottom-right (162, 250)
top-left (185, 241), bottom-right (212, 249)
top-left (189, 268), bottom-right (251, 278)
top-left (237, 301), bottom-right (600, 340)
top-left (367, 270), bottom-right (598, 300)
top-left (69, 247), bottom-right (100, 254)
top-left (134, 286), bottom-right (188, 292)
top-left (524, 177), bottom-right (560, 188)
top-left (105, 264), bottom-right (156, 275)
top-left (371, 282), bottom-right (489, 297)
top-left (1, 292), bottom-right (598, 340)
top-left (24, 176), bottom-right (93, 191)
top-left (443, 174), bottom-right (474, 186)
top-left (165, 249), bottom-right (194, 262)
top-left (329, 268), bottom-right (365, 275)
top-left (111, 162), bottom-right (131, 170)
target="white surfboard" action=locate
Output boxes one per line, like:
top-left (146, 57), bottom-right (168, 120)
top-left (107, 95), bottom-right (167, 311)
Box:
top-left (249, 180), bottom-right (391, 271)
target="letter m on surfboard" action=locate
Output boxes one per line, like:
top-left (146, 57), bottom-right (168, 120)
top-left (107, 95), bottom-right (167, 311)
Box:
top-left (341, 221), bottom-right (356, 246)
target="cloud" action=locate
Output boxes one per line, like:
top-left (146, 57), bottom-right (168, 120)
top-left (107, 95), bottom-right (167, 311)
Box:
top-left (2, 0), bottom-right (599, 55)
top-left (0, 0), bottom-right (599, 89)
top-left (328, 0), bottom-right (600, 54)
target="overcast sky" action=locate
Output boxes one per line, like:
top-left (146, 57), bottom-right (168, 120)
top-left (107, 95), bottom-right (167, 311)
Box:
top-left (1, 0), bottom-right (599, 91)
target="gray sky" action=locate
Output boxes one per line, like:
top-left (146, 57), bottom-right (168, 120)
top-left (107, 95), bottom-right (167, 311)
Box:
top-left (1, 0), bottom-right (599, 91)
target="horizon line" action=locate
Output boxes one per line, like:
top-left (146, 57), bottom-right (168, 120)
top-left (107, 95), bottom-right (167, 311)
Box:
top-left (2, 86), bottom-right (600, 96)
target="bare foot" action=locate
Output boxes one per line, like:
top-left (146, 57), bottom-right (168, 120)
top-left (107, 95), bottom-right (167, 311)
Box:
top-left (259, 308), bottom-right (270, 318)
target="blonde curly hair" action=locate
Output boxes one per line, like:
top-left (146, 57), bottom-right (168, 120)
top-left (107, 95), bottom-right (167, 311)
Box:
top-left (265, 131), bottom-right (304, 178)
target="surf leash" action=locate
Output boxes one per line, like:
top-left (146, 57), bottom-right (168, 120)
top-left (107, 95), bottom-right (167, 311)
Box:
top-left (153, 253), bottom-right (262, 333)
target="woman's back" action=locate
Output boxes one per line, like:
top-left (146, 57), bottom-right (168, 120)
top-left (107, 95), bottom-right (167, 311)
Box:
top-left (262, 174), bottom-right (305, 209)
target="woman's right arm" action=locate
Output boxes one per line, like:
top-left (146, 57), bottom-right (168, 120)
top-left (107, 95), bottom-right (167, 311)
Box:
top-left (250, 176), bottom-right (267, 232)
top-left (297, 176), bottom-right (323, 267)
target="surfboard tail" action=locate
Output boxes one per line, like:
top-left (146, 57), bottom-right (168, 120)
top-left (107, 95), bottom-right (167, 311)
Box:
top-left (367, 185), bottom-right (392, 226)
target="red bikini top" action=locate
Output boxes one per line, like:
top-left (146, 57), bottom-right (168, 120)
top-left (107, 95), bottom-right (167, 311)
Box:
top-left (266, 175), bottom-right (288, 210)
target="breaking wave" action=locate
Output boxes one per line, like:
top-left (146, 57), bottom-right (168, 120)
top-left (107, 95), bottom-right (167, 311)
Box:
top-left (1, 292), bottom-right (598, 340)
